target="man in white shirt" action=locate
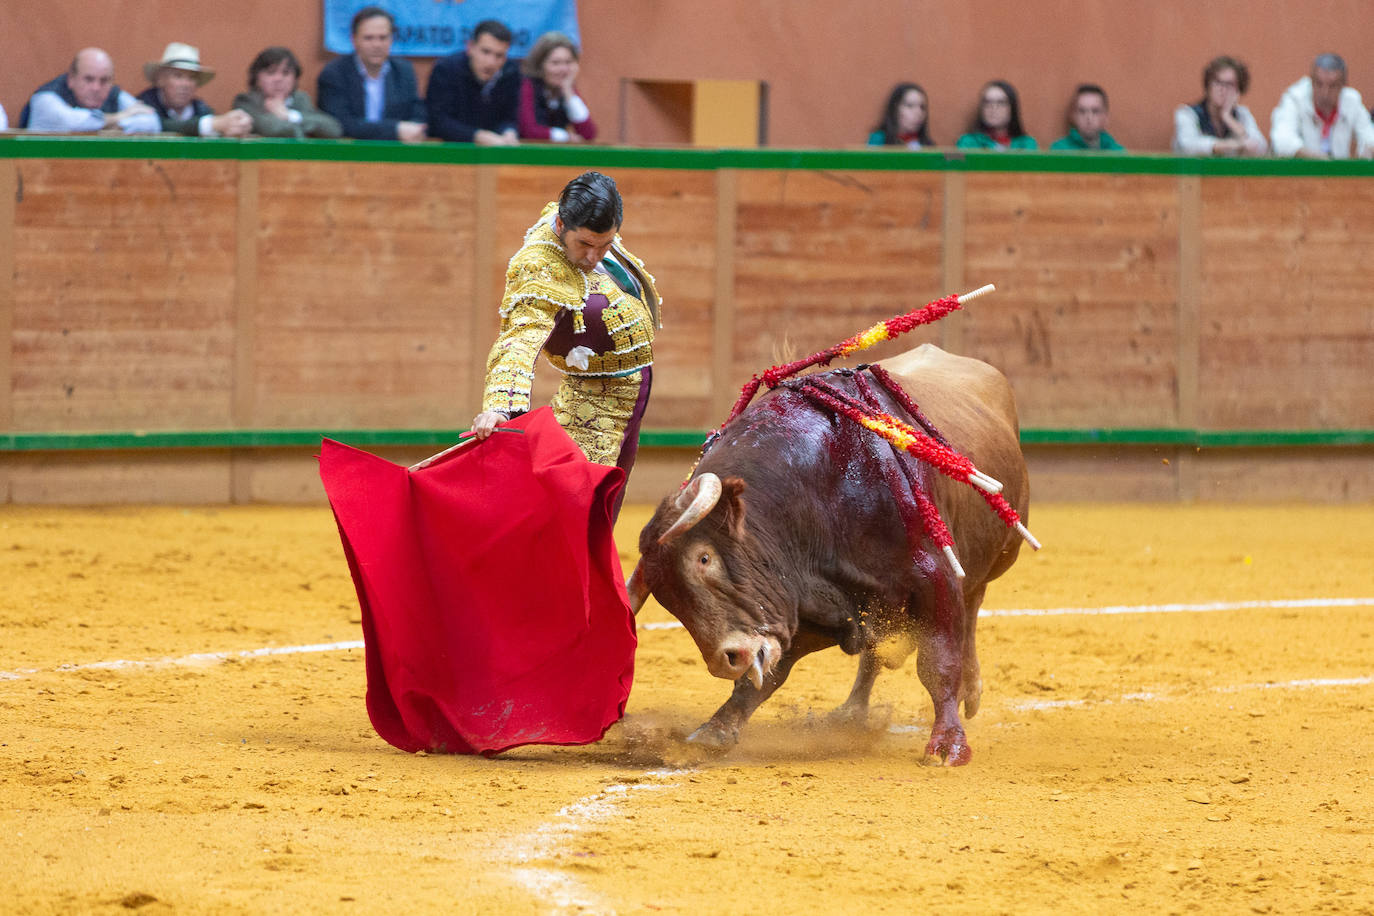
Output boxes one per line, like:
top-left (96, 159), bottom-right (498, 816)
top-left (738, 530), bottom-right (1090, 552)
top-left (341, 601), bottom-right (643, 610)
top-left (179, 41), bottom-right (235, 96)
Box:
top-left (23, 48), bottom-right (161, 134)
top-left (1270, 53), bottom-right (1374, 159)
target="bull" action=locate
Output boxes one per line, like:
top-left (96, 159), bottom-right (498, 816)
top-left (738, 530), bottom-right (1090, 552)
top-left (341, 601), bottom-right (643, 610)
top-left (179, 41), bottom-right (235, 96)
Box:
top-left (627, 344), bottom-right (1031, 765)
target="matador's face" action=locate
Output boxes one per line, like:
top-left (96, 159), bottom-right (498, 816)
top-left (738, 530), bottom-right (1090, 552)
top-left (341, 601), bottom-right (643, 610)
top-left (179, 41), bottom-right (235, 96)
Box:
top-left (555, 217), bottom-right (618, 272)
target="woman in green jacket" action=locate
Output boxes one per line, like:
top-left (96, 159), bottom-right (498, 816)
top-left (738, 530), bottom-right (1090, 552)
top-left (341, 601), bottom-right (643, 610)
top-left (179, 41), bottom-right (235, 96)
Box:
top-left (233, 46), bottom-right (342, 139)
top-left (956, 80), bottom-right (1037, 150)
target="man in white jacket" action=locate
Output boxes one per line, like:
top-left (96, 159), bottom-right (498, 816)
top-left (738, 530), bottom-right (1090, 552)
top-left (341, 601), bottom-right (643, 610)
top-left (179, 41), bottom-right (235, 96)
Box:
top-left (1270, 53), bottom-right (1374, 159)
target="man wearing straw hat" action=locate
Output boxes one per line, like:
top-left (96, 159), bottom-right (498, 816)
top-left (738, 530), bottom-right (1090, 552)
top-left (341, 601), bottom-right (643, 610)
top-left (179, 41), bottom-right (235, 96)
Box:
top-left (136, 42), bottom-right (252, 137)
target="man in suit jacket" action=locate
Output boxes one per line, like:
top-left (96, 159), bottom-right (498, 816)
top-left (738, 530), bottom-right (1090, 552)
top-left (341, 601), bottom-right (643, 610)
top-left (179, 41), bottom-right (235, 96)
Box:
top-left (317, 6), bottom-right (427, 142)
top-left (426, 19), bottom-right (520, 145)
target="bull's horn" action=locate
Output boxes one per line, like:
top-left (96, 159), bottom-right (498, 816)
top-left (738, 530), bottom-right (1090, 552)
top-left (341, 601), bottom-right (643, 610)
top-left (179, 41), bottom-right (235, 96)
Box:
top-left (625, 562), bottom-right (650, 615)
top-left (657, 473), bottom-right (723, 545)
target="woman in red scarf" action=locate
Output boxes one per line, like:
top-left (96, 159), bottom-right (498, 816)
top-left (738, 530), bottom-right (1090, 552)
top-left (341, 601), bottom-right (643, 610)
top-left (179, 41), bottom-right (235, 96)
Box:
top-left (868, 82), bottom-right (935, 149)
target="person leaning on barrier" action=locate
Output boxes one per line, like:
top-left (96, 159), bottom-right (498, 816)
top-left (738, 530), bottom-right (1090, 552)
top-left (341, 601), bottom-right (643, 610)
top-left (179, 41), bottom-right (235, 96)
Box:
top-left (233, 46), bottom-right (343, 139)
top-left (1270, 53), bottom-right (1374, 159)
top-left (20, 48), bottom-right (161, 134)
top-left (957, 80), bottom-right (1037, 150)
top-left (1050, 84), bottom-right (1124, 151)
top-left (518, 32), bottom-right (597, 143)
top-left (426, 19), bottom-right (521, 145)
top-left (136, 43), bottom-right (252, 138)
top-left (1173, 55), bottom-right (1267, 156)
top-left (317, 5), bottom-right (427, 142)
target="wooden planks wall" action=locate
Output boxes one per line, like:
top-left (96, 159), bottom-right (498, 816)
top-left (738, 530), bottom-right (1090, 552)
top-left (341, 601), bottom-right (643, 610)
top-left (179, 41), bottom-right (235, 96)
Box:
top-left (1199, 177), bottom-right (1374, 431)
top-left (962, 172), bottom-right (1183, 429)
top-left (2, 153), bottom-right (1372, 503)
top-left (251, 161), bottom-right (478, 429)
top-left (11, 159), bottom-right (239, 432)
top-left (733, 169), bottom-right (946, 387)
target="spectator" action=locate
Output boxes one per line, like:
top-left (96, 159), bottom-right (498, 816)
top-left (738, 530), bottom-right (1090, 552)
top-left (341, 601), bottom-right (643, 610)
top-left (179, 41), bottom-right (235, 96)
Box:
top-left (956, 80), bottom-right (1037, 150)
top-left (1173, 55), bottom-right (1267, 156)
top-left (867, 82), bottom-right (934, 148)
top-left (317, 6), bottom-right (427, 143)
top-left (1050, 84), bottom-right (1124, 151)
top-left (136, 43), bottom-right (252, 138)
top-left (233, 47), bottom-right (343, 139)
top-left (1270, 53), bottom-right (1374, 159)
top-left (518, 32), bottom-right (596, 143)
top-left (21, 48), bottom-right (160, 134)
top-left (426, 19), bottom-right (520, 144)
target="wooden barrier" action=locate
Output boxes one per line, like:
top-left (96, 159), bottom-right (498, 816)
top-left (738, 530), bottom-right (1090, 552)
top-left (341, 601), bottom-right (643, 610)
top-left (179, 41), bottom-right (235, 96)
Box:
top-left (1, 138), bottom-right (1371, 504)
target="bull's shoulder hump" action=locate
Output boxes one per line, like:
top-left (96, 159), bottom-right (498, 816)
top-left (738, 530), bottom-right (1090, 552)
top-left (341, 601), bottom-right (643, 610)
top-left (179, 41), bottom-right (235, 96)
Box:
top-left (876, 344), bottom-right (1020, 433)
top-left (877, 343), bottom-right (1010, 395)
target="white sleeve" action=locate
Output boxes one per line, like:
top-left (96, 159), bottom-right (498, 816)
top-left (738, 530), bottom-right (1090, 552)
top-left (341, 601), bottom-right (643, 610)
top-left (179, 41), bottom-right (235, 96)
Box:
top-left (1172, 104), bottom-right (1215, 155)
top-left (0, 103), bottom-right (8, 131)
top-left (549, 127), bottom-right (570, 142)
top-left (197, 113), bottom-right (218, 137)
top-left (1344, 89), bottom-right (1374, 158)
top-left (26, 91), bottom-right (105, 132)
top-left (1237, 106), bottom-right (1268, 155)
top-left (116, 91), bottom-right (161, 134)
top-left (1268, 93), bottom-right (1305, 157)
top-left (564, 93), bottom-right (590, 124)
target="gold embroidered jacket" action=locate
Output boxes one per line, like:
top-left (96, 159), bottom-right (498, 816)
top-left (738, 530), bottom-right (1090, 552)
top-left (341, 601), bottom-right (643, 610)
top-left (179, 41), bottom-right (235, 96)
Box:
top-left (481, 202), bottom-right (662, 416)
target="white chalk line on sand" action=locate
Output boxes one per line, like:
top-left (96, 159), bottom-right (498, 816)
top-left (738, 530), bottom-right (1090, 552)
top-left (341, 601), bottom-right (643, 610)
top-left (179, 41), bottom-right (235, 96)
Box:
top-left (4, 600), bottom-right (1370, 915)
top-left (496, 771), bottom-right (685, 914)
top-left (639, 596), bottom-right (1374, 630)
top-left (3, 596), bottom-right (1370, 682)
top-left (0, 640), bottom-right (364, 681)
top-left (1002, 674), bottom-right (1374, 713)
top-left (504, 669), bottom-right (1374, 912)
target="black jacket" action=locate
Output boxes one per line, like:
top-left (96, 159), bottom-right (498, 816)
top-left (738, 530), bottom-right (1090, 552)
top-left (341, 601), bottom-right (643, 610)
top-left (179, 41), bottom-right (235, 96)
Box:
top-left (425, 53), bottom-right (520, 142)
top-left (317, 53), bottom-right (426, 141)
top-left (135, 87), bottom-right (214, 136)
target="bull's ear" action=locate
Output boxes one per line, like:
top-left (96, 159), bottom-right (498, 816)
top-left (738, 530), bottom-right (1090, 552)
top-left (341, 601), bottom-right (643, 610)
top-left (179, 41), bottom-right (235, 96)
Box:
top-left (721, 477), bottom-right (748, 540)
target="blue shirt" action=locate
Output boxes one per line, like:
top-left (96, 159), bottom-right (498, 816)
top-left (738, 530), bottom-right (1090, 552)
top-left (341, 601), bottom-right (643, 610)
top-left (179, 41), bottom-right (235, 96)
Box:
top-left (355, 58), bottom-right (391, 123)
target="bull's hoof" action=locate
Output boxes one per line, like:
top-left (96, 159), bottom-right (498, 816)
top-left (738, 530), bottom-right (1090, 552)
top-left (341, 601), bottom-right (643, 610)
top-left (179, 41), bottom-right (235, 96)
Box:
top-left (923, 729), bottom-right (972, 766)
top-left (685, 720), bottom-right (739, 750)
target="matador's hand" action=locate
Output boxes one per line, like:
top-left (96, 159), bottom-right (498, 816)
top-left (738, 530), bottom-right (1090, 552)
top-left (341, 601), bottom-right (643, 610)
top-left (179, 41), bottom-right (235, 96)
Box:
top-left (470, 410), bottom-right (509, 440)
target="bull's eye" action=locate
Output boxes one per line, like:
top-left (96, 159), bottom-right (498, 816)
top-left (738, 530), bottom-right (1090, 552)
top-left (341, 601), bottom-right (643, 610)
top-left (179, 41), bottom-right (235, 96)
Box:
top-left (698, 553), bottom-right (711, 566)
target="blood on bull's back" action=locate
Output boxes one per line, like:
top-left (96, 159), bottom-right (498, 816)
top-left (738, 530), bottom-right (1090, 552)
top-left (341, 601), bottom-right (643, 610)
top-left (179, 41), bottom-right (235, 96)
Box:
top-left (629, 343), bottom-right (1034, 765)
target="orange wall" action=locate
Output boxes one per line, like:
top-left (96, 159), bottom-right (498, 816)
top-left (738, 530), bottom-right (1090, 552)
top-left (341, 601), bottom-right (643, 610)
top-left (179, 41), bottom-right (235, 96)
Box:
top-left (3, 1), bottom-right (1373, 149)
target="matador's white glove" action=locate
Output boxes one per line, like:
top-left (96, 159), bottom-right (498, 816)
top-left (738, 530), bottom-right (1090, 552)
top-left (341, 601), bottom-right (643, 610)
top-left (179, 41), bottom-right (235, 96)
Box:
top-left (566, 346), bottom-right (595, 371)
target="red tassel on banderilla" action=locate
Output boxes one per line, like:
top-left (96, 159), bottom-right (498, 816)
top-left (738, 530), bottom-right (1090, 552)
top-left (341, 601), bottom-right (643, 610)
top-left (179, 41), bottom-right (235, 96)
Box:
top-left (692, 284), bottom-right (1040, 580)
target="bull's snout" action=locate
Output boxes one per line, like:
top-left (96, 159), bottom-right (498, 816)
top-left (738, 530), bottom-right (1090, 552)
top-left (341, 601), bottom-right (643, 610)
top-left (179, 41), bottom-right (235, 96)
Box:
top-left (706, 634), bottom-right (782, 689)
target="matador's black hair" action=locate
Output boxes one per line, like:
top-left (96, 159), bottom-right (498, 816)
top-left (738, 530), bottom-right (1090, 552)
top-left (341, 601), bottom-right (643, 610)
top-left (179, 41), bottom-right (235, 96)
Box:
top-left (558, 171), bottom-right (623, 234)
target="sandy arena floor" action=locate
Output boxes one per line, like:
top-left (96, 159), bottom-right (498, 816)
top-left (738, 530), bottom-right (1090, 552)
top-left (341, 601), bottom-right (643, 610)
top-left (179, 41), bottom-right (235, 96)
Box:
top-left (1, 502), bottom-right (1372, 915)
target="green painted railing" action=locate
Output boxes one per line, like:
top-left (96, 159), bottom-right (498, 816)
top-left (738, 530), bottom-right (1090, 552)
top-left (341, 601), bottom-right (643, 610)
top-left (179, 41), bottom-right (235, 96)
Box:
top-left (4, 139), bottom-right (1369, 455)
top-left (4, 134), bottom-right (1374, 178)
top-left (1, 428), bottom-right (1371, 453)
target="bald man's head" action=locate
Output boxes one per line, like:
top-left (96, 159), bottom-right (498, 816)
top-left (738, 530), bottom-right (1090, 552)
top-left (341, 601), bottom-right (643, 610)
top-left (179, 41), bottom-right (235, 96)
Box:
top-left (68, 48), bottom-right (115, 109)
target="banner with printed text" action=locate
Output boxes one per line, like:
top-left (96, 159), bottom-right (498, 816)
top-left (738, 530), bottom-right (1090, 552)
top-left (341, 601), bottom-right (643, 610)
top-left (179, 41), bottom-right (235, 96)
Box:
top-left (323, 0), bottom-right (580, 59)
